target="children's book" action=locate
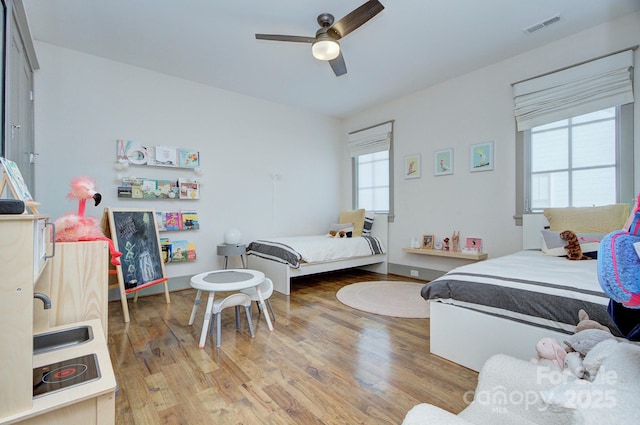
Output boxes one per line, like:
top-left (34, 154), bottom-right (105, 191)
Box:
top-left (160, 238), bottom-right (172, 263)
top-left (157, 180), bottom-right (179, 199)
top-left (178, 178), bottom-right (199, 199)
top-left (165, 212), bottom-right (182, 231)
top-left (155, 211), bottom-right (167, 231)
top-left (0, 157), bottom-right (34, 202)
top-left (178, 149), bottom-right (200, 168)
top-left (187, 243), bottom-right (197, 261)
top-left (181, 211), bottom-right (199, 230)
top-left (171, 240), bottom-right (189, 262)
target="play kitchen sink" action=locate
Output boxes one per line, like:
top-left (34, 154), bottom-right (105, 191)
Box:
top-left (33, 325), bottom-right (93, 355)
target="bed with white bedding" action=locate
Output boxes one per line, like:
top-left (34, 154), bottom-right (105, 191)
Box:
top-left (247, 213), bottom-right (388, 295)
top-left (425, 208), bottom-right (631, 372)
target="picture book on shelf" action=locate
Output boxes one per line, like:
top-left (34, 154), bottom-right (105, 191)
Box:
top-left (171, 240), bottom-right (189, 262)
top-left (155, 146), bottom-right (178, 167)
top-left (165, 212), bottom-right (182, 231)
top-left (181, 211), bottom-right (199, 230)
top-left (155, 211), bottom-right (167, 232)
top-left (187, 243), bottom-right (197, 261)
top-left (178, 149), bottom-right (200, 168)
top-left (178, 178), bottom-right (199, 199)
top-left (160, 238), bottom-right (172, 263)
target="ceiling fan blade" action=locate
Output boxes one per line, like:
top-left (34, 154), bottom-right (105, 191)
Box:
top-left (328, 0), bottom-right (384, 39)
top-left (255, 34), bottom-right (315, 43)
top-left (329, 52), bottom-right (347, 77)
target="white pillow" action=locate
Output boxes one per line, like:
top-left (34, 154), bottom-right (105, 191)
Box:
top-left (540, 230), bottom-right (603, 257)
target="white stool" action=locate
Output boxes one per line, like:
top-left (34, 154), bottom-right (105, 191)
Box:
top-left (241, 277), bottom-right (276, 323)
top-left (209, 293), bottom-right (254, 347)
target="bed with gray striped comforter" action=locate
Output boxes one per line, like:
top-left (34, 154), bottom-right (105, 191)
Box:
top-left (421, 250), bottom-right (621, 336)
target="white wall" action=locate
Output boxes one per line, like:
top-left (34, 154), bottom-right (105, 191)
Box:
top-left (343, 12), bottom-right (640, 273)
top-left (32, 42), bottom-right (343, 284)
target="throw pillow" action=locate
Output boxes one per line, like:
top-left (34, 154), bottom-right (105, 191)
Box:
top-left (339, 209), bottom-right (366, 237)
top-left (540, 230), bottom-right (603, 258)
top-left (362, 213), bottom-right (375, 236)
top-left (543, 204), bottom-right (629, 233)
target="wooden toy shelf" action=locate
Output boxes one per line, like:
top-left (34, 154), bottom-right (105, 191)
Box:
top-left (402, 247), bottom-right (488, 261)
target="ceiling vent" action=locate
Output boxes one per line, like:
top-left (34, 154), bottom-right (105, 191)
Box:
top-left (524, 14), bottom-right (561, 34)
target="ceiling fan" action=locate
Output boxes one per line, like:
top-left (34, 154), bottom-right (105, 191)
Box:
top-left (255, 0), bottom-right (384, 77)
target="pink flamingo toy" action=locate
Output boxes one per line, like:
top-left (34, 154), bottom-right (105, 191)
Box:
top-left (54, 177), bottom-right (122, 265)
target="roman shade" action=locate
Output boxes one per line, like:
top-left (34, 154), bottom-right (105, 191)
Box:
top-left (347, 121), bottom-right (392, 157)
top-left (512, 49), bottom-right (635, 131)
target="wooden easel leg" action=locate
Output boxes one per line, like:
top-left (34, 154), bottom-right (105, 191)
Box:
top-left (119, 290), bottom-right (130, 323)
top-left (163, 280), bottom-right (171, 304)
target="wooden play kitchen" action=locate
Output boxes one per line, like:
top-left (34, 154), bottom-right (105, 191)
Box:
top-left (0, 215), bottom-right (116, 424)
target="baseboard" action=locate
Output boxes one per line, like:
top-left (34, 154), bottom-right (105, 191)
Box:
top-left (387, 263), bottom-right (445, 281)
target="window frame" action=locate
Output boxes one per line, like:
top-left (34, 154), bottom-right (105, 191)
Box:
top-left (350, 121), bottom-right (394, 219)
top-left (515, 103), bottom-right (634, 223)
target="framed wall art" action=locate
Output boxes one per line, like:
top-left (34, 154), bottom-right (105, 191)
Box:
top-left (434, 148), bottom-right (453, 176)
top-left (404, 154), bottom-right (421, 179)
top-left (469, 141), bottom-right (494, 172)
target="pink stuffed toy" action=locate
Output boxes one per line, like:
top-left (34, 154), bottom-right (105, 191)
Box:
top-left (54, 177), bottom-right (122, 266)
top-left (530, 337), bottom-right (566, 369)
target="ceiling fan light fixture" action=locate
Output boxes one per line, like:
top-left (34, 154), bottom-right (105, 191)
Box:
top-left (312, 37), bottom-right (340, 61)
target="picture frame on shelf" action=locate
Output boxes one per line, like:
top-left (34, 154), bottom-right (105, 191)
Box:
top-left (469, 141), bottom-right (494, 172)
top-left (464, 237), bottom-right (483, 254)
top-left (434, 148), bottom-right (453, 176)
top-left (422, 234), bottom-right (434, 249)
top-left (404, 154), bottom-right (421, 179)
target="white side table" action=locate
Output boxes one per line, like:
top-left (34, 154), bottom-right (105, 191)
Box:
top-left (217, 243), bottom-right (247, 269)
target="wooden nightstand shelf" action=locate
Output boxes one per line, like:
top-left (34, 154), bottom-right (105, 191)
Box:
top-left (402, 247), bottom-right (488, 261)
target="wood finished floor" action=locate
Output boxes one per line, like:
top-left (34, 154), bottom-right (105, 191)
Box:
top-left (107, 270), bottom-right (478, 424)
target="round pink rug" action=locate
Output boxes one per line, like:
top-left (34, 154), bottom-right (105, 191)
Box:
top-left (336, 281), bottom-right (429, 318)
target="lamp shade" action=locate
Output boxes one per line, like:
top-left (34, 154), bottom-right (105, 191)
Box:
top-left (312, 37), bottom-right (340, 61)
top-left (223, 228), bottom-right (242, 244)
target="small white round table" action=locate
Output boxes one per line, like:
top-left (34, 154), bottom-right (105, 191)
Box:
top-left (188, 269), bottom-right (274, 348)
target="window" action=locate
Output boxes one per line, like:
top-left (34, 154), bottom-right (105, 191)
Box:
top-left (513, 50), bottom-right (635, 221)
top-left (354, 150), bottom-right (389, 211)
top-left (348, 121), bottom-right (393, 214)
top-left (526, 107), bottom-right (622, 211)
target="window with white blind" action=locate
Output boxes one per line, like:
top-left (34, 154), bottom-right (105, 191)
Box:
top-left (513, 50), bottom-right (635, 219)
top-left (524, 106), bottom-right (632, 212)
top-left (348, 121), bottom-right (393, 214)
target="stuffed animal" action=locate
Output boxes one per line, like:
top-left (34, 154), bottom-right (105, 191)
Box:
top-left (563, 329), bottom-right (615, 357)
top-left (563, 351), bottom-right (585, 378)
top-left (559, 230), bottom-right (591, 260)
top-left (329, 230), bottom-right (349, 238)
top-left (54, 177), bottom-right (122, 266)
top-left (531, 337), bottom-right (566, 369)
top-left (575, 309), bottom-right (611, 334)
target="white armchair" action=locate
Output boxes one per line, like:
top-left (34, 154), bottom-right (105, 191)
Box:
top-left (403, 341), bottom-right (640, 425)
top-left (403, 354), bottom-right (573, 425)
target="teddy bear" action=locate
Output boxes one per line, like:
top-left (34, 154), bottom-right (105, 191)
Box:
top-left (563, 328), bottom-right (615, 357)
top-left (559, 229), bottom-right (591, 260)
top-left (531, 337), bottom-right (566, 369)
top-left (574, 309), bottom-right (611, 334)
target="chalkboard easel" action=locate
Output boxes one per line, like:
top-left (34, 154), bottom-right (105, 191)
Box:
top-left (102, 207), bottom-right (170, 322)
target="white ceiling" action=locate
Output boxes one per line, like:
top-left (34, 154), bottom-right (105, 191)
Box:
top-left (22, 0), bottom-right (640, 118)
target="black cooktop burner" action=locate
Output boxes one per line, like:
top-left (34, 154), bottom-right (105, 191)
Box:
top-left (33, 354), bottom-right (101, 397)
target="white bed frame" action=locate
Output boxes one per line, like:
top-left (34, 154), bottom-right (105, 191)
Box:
top-left (429, 214), bottom-right (572, 372)
top-left (247, 213), bottom-right (388, 296)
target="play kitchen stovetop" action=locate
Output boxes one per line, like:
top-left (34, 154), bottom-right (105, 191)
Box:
top-left (33, 354), bottom-right (101, 397)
